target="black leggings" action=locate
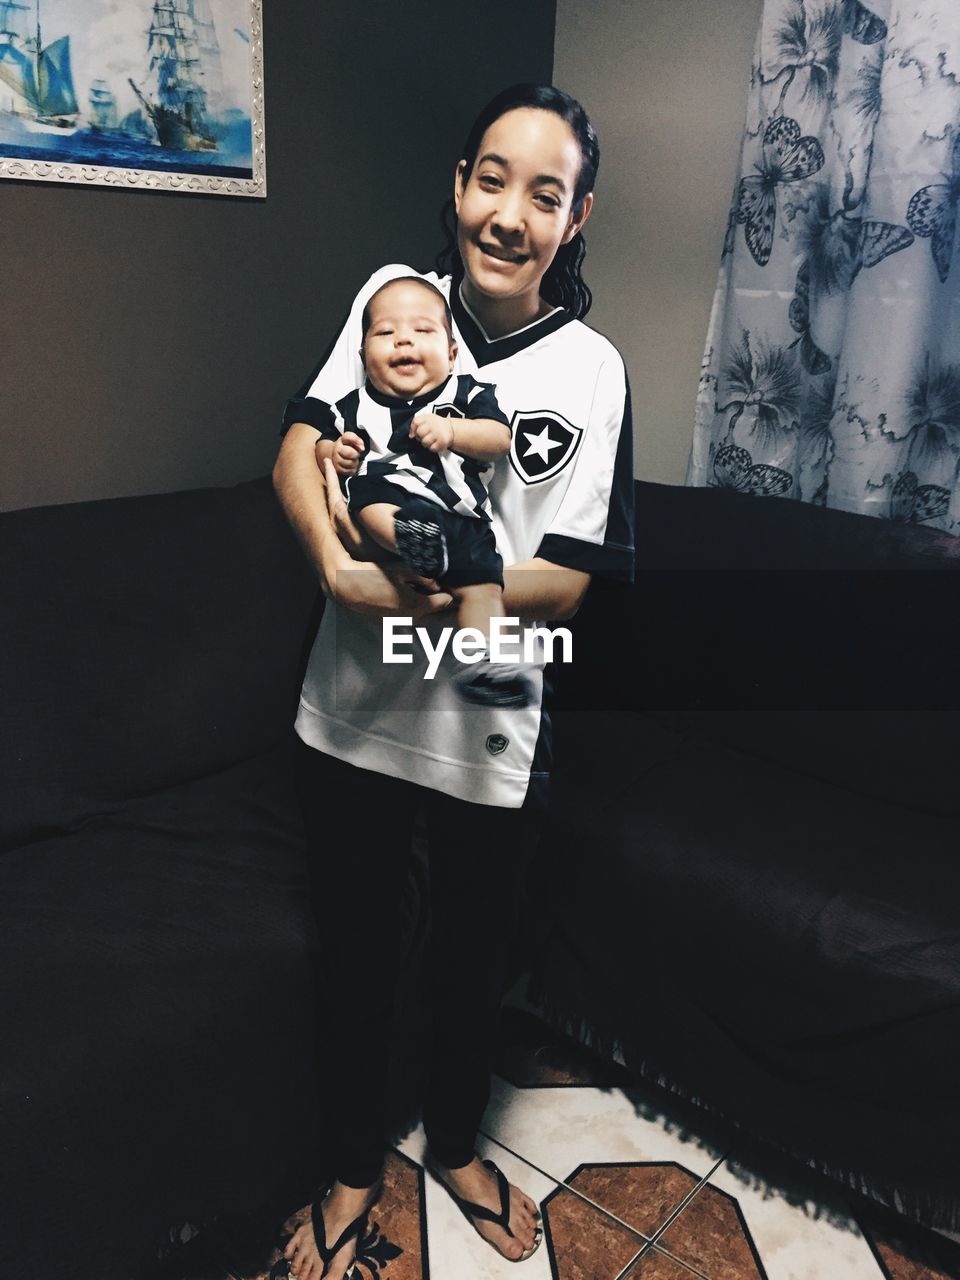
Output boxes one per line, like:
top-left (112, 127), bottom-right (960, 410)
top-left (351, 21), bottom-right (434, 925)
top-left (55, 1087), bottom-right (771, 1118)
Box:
top-left (294, 738), bottom-right (548, 1188)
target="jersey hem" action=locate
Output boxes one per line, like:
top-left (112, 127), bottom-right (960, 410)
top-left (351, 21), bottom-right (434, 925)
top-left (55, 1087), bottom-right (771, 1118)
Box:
top-left (295, 703), bottom-right (539, 809)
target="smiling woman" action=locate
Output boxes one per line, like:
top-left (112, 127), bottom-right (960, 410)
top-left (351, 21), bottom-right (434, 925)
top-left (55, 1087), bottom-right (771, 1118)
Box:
top-left (439, 85), bottom-right (600, 330)
top-left (453, 108), bottom-right (594, 335)
top-left (273, 83), bottom-right (633, 1280)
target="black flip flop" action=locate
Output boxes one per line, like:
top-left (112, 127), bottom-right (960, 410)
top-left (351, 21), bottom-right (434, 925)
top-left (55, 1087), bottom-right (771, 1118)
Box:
top-left (434, 1157), bottom-right (543, 1263)
top-left (304, 1187), bottom-right (371, 1280)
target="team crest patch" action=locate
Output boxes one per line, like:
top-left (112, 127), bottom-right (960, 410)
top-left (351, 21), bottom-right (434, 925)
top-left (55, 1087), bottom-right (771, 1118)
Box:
top-left (432, 403), bottom-right (465, 419)
top-left (509, 410), bottom-right (582, 485)
top-left (486, 734), bottom-right (509, 756)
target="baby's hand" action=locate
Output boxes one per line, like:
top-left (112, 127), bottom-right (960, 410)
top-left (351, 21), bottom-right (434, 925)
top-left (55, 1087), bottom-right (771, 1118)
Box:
top-left (333, 431), bottom-right (366, 475)
top-left (410, 412), bottom-right (454, 454)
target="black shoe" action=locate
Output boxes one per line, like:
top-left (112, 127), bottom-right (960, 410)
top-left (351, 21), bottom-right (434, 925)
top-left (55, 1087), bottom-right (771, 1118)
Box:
top-left (394, 513), bottom-right (449, 579)
top-left (455, 659), bottom-right (533, 708)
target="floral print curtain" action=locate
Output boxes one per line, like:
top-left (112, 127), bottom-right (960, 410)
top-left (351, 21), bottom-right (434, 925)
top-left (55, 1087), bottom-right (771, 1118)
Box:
top-left (687, 0), bottom-right (960, 531)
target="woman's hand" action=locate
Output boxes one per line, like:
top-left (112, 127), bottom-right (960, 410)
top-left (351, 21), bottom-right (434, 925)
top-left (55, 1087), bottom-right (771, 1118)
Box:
top-left (331, 430), bottom-right (366, 475)
top-left (273, 427), bottom-right (453, 620)
top-left (410, 412), bottom-right (455, 454)
top-left (322, 458), bottom-right (370, 557)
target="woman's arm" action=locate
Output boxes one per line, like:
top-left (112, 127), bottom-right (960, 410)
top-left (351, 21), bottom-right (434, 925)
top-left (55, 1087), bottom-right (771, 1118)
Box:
top-left (301, 438), bottom-right (587, 622)
top-left (502, 560), bottom-right (591, 623)
top-left (273, 423), bottom-right (340, 595)
top-left (273, 428), bottom-right (453, 618)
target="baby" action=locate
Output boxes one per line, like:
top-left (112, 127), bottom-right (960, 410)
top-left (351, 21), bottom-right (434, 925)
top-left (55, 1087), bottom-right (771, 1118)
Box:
top-left (315, 276), bottom-right (531, 708)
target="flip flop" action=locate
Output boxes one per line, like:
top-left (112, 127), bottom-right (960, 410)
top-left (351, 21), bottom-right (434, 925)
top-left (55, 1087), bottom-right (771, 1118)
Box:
top-left (280, 1186), bottom-right (370, 1280)
top-left (433, 1158), bottom-right (543, 1263)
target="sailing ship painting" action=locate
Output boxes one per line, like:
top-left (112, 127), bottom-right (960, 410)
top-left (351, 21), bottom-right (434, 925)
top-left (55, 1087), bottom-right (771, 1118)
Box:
top-left (0, 0), bottom-right (264, 196)
top-left (0, 0), bottom-right (79, 133)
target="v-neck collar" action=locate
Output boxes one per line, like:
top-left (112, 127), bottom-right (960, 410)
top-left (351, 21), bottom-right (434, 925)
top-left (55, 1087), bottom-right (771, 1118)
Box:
top-left (450, 283), bottom-right (573, 368)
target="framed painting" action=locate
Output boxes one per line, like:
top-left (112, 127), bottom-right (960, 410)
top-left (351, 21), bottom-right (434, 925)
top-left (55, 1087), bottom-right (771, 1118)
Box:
top-left (0, 0), bottom-right (264, 196)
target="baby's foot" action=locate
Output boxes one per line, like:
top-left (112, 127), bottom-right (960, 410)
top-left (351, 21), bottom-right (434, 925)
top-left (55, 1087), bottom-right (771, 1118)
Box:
top-left (394, 513), bottom-right (448, 580)
top-left (455, 656), bottom-right (534, 708)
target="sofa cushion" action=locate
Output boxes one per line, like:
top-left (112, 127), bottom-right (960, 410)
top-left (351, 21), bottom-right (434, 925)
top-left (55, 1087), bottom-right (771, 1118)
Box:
top-left (541, 708), bottom-right (960, 1209)
top-left (1, 478), bottom-right (318, 852)
top-left (0, 736), bottom-right (432, 1277)
top-left (0, 746), bottom-right (319, 1268)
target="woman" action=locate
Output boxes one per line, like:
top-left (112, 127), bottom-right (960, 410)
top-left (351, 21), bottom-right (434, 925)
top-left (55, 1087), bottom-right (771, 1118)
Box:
top-left (274, 84), bottom-right (634, 1280)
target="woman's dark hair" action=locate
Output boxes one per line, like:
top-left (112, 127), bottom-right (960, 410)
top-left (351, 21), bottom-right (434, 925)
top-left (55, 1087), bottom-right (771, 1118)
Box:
top-left (435, 84), bottom-right (600, 319)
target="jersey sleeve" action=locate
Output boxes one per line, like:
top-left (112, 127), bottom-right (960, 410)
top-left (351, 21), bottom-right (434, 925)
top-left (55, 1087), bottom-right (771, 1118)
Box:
top-left (280, 396), bottom-right (340, 440)
top-left (535, 355), bottom-right (635, 583)
top-left (280, 263), bottom-right (428, 437)
top-left (463, 377), bottom-right (510, 428)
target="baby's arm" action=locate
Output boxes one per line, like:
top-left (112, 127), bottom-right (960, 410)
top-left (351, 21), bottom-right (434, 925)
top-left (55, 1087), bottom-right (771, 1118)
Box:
top-left (409, 413), bottom-right (510, 461)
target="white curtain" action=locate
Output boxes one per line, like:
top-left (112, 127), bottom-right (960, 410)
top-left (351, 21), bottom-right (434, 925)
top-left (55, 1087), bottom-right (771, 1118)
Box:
top-left (687, 0), bottom-right (960, 531)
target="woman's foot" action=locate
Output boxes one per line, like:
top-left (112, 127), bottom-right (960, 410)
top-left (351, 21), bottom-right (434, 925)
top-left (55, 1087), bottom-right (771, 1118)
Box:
top-left (284, 1177), bottom-right (381, 1280)
top-left (431, 1154), bottom-right (541, 1261)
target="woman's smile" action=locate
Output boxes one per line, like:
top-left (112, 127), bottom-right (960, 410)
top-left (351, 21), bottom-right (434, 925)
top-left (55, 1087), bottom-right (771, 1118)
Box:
top-left (478, 241), bottom-right (529, 265)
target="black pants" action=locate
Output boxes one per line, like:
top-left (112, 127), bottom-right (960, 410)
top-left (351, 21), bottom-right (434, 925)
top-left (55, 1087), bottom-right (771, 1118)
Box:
top-left (294, 739), bottom-right (548, 1188)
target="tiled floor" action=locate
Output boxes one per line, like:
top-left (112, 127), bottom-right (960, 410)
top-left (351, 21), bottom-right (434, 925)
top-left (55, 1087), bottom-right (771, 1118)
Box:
top-left (164, 1006), bottom-right (960, 1280)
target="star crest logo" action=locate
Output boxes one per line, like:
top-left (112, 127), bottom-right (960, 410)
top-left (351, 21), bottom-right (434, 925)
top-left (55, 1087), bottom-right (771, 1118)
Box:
top-left (432, 403), bottom-right (465, 419)
top-left (508, 411), bottom-right (582, 485)
top-left (486, 734), bottom-right (509, 756)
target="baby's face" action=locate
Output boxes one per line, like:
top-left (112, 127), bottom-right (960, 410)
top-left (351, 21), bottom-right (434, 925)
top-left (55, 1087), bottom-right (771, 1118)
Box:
top-left (362, 281), bottom-right (456, 398)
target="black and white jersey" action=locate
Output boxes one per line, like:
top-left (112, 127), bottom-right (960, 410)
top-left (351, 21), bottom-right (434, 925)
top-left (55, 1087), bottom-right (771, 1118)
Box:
top-left (317, 374), bottom-right (508, 521)
top-left (282, 264), bottom-right (635, 809)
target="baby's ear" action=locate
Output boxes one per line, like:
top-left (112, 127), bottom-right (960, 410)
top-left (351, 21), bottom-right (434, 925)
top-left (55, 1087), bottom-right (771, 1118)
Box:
top-left (449, 339), bottom-right (458, 368)
top-left (359, 344), bottom-right (367, 368)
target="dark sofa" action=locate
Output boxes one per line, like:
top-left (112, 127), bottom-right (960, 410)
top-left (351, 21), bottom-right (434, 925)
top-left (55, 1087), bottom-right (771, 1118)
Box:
top-left (532, 480), bottom-right (960, 1233)
top-left (1, 480), bottom-right (324, 1279)
top-left (3, 475), bottom-right (959, 1278)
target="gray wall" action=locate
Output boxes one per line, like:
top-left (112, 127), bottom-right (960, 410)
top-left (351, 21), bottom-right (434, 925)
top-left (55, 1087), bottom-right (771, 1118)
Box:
top-left (3, 0), bottom-right (555, 511)
top-left (554, 0), bottom-right (762, 486)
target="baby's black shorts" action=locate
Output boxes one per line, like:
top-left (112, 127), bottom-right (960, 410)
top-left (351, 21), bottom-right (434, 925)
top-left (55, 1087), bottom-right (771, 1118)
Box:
top-left (347, 478), bottom-right (503, 590)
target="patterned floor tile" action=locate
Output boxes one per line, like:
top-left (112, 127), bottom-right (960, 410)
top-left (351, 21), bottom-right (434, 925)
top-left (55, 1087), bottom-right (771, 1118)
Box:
top-left (857, 1209), bottom-right (960, 1280)
top-left (623, 1249), bottom-right (709, 1279)
top-left (251, 1146), bottom-right (427, 1280)
top-left (567, 1164), bottom-right (701, 1243)
top-left (658, 1160), bottom-right (886, 1280)
top-left (540, 1178), bottom-right (645, 1280)
top-left (480, 1075), bottom-right (721, 1232)
top-left (653, 1182), bottom-right (769, 1279)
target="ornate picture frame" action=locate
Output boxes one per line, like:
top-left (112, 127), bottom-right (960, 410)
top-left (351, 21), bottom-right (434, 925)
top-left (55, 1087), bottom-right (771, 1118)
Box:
top-left (0, 0), bottom-right (265, 197)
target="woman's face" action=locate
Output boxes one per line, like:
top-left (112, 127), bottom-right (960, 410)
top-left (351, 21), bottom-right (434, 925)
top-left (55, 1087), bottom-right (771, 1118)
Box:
top-left (454, 108), bottom-right (593, 315)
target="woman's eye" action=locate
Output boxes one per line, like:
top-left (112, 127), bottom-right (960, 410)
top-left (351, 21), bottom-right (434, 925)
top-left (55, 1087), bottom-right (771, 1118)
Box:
top-left (535, 193), bottom-right (560, 209)
top-left (478, 174), bottom-right (502, 189)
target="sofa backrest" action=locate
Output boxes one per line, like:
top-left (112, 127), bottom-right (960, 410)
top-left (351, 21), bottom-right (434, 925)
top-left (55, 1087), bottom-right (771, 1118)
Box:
top-left (561, 481), bottom-right (960, 817)
top-left (1, 478), bottom-right (318, 852)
